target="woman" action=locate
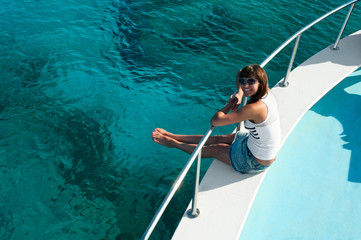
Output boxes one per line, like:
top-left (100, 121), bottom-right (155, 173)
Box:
top-left (152, 64), bottom-right (281, 174)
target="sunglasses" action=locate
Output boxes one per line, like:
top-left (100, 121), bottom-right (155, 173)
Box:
top-left (239, 78), bottom-right (258, 86)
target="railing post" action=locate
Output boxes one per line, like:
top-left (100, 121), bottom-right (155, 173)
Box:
top-left (187, 150), bottom-right (202, 218)
top-left (332, 3), bottom-right (356, 50)
top-left (281, 34), bottom-right (302, 87)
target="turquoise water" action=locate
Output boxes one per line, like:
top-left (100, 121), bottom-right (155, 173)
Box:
top-left (0, 1), bottom-right (360, 239)
top-left (240, 69), bottom-right (361, 239)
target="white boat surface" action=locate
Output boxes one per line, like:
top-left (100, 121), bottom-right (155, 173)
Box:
top-left (172, 29), bottom-right (361, 240)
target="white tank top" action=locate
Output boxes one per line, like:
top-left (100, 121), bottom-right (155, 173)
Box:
top-left (244, 91), bottom-right (281, 160)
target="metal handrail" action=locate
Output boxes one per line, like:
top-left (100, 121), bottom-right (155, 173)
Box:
top-left (142, 1), bottom-right (359, 239)
top-left (260, 0), bottom-right (359, 86)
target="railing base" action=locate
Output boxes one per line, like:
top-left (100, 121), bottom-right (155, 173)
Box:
top-left (186, 208), bottom-right (200, 218)
top-left (280, 81), bottom-right (290, 87)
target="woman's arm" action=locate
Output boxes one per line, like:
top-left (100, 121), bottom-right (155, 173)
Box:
top-left (211, 100), bottom-right (264, 127)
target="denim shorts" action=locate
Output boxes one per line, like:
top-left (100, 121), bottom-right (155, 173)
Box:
top-left (229, 131), bottom-right (269, 174)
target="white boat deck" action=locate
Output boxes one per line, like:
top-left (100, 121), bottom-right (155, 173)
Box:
top-left (172, 30), bottom-right (361, 240)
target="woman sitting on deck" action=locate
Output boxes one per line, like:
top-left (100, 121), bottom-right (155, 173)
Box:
top-left (152, 64), bottom-right (281, 174)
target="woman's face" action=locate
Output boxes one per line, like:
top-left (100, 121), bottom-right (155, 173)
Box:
top-left (238, 75), bottom-right (260, 97)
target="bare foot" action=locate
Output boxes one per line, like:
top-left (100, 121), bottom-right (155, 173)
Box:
top-left (152, 130), bottom-right (177, 148)
top-left (154, 128), bottom-right (173, 138)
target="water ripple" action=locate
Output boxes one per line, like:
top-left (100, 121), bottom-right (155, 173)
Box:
top-left (0, 0), bottom-right (360, 239)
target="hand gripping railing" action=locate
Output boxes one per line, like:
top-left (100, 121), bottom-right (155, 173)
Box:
top-left (142, 1), bottom-right (359, 239)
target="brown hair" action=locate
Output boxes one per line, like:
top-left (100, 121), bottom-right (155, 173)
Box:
top-left (237, 64), bottom-right (269, 104)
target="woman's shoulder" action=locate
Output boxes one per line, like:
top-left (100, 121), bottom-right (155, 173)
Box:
top-left (247, 100), bottom-right (267, 110)
top-left (243, 100), bottom-right (268, 123)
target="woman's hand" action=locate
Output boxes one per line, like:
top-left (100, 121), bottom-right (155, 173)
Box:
top-left (227, 93), bottom-right (243, 112)
top-left (225, 95), bottom-right (237, 111)
top-left (210, 91), bottom-right (244, 126)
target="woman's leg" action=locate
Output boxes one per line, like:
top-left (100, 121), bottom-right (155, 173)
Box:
top-left (153, 128), bottom-right (235, 145)
top-left (152, 131), bottom-right (231, 166)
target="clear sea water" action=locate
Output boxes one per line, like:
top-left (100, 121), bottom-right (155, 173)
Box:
top-left (0, 1), bottom-right (360, 239)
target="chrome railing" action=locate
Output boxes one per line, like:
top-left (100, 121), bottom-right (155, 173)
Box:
top-left (260, 0), bottom-right (359, 86)
top-left (142, 1), bottom-right (359, 239)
